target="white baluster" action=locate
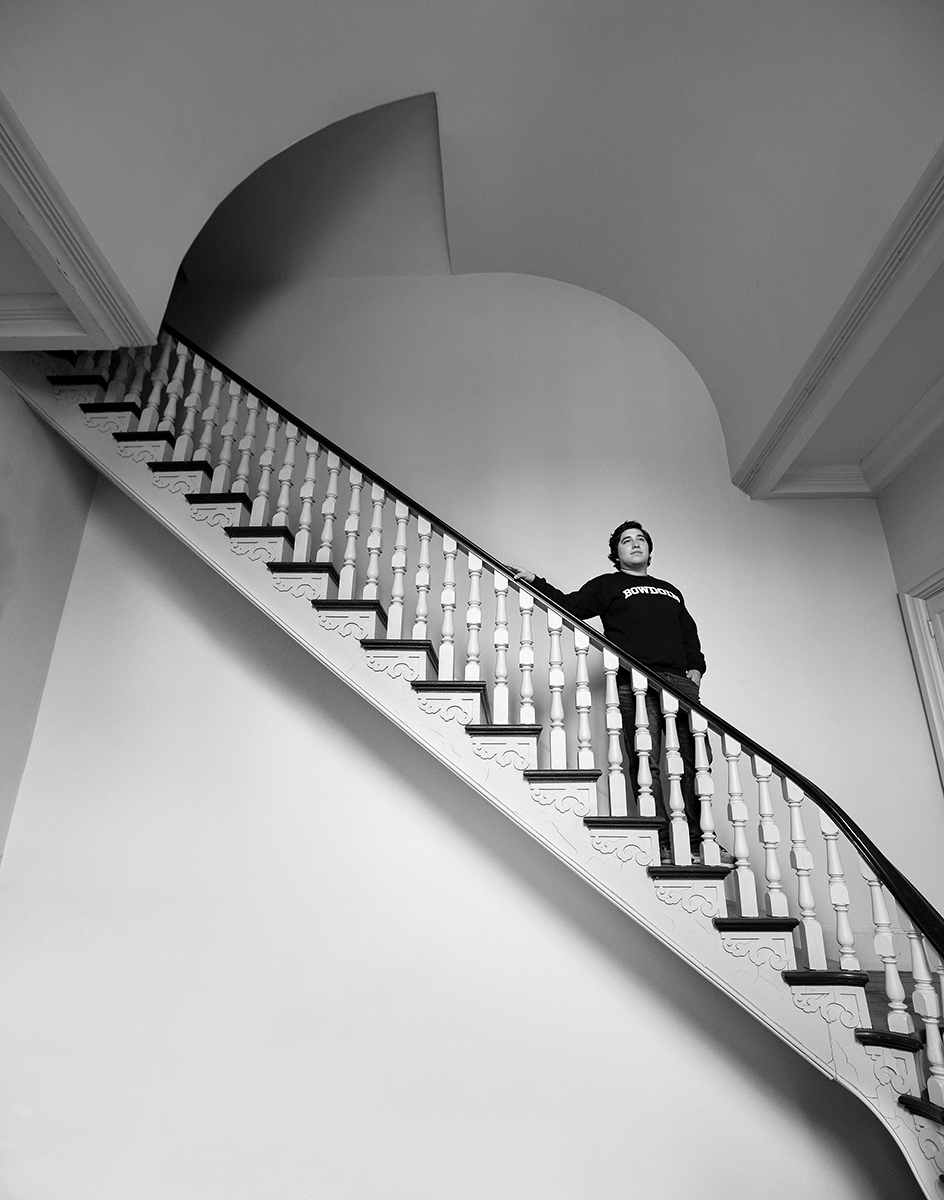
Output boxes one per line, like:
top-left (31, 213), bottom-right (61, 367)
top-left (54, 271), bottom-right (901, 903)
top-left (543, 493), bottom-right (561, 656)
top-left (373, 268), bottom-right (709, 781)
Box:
top-left (138, 334), bottom-right (173, 432)
top-left (232, 395), bottom-right (260, 495)
top-left (438, 537), bottom-right (458, 680)
top-left (662, 692), bottom-right (690, 866)
top-left (547, 611), bottom-right (567, 769)
top-left (194, 367), bottom-right (223, 463)
top-left (73, 350), bottom-right (95, 374)
top-left (573, 631), bottom-right (594, 770)
top-left (492, 572), bottom-right (510, 724)
top-left (631, 668), bottom-right (655, 818)
top-left (603, 651), bottom-right (627, 817)
top-left (518, 589), bottom-right (536, 724)
top-left (250, 407), bottom-right (282, 524)
top-left (465, 554), bottom-right (483, 681)
top-left (782, 779), bottom-right (827, 969)
top-left (753, 757), bottom-right (788, 916)
top-left (411, 518), bottom-right (432, 639)
top-left (316, 452), bottom-right (341, 562)
top-left (860, 862), bottom-right (912, 1033)
top-left (103, 347), bottom-right (132, 405)
top-left (690, 712), bottom-right (719, 865)
top-left (724, 735), bottom-right (758, 915)
top-left (158, 341), bottom-right (190, 435)
top-left (363, 484), bottom-right (386, 600)
top-left (819, 814), bottom-right (860, 969)
top-left (905, 924), bottom-right (944, 1107)
top-left (92, 350), bottom-right (113, 380)
top-left (272, 423), bottom-right (299, 527)
top-left (293, 438), bottom-right (320, 561)
top-left (387, 502), bottom-right (410, 638)
top-left (338, 468), bottom-right (363, 601)
top-left (172, 354), bottom-right (206, 461)
top-left (211, 381), bottom-right (243, 492)
top-left (125, 347), bottom-right (152, 415)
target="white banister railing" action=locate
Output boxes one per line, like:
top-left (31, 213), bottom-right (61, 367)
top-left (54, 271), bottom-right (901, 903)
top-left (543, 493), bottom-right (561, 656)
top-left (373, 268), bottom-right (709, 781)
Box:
top-left (81, 333), bottom-right (944, 1076)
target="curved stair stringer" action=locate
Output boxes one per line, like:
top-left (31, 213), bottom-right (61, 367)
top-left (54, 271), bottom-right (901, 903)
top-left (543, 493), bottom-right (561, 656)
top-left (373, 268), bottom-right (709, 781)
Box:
top-left (6, 352), bottom-right (944, 1199)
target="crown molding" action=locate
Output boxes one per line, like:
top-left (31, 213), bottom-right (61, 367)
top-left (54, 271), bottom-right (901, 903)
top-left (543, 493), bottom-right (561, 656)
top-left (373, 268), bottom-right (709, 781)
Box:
top-left (0, 88), bottom-right (153, 349)
top-left (0, 292), bottom-right (88, 348)
top-left (860, 370), bottom-right (944, 493)
top-left (769, 463), bottom-right (871, 499)
top-left (734, 136), bottom-right (944, 499)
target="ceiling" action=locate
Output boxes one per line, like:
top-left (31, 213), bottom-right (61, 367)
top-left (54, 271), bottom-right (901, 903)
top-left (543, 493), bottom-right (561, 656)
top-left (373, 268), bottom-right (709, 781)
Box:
top-left (1, 0), bottom-right (944, 497)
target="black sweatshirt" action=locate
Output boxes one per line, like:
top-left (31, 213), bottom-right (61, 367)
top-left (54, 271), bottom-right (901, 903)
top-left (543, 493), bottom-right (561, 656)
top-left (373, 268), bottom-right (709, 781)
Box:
top-left (530, 571), bottom-right (706, 679)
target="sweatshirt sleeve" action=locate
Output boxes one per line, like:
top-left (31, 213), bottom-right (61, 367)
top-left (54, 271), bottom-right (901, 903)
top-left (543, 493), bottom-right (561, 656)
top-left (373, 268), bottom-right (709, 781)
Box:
top-left (529, 575), bottom-right (607, 622)
top-left (679, 600), bottom-right (707, 675)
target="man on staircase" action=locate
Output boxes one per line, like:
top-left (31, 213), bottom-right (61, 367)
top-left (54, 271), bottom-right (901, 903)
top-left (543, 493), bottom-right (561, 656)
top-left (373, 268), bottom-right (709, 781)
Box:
top-left (512, 521), bottom-right (709, 861)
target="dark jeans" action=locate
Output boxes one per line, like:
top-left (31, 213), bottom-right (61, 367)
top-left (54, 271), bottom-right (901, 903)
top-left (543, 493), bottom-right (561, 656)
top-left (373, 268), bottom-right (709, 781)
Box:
top-left (617, 672), bottom-right (703, 849)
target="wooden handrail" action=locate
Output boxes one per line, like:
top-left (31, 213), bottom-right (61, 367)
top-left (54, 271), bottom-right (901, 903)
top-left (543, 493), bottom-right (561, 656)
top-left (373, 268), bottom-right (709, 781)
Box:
top-left (163, 323), bottom-right (944, 958)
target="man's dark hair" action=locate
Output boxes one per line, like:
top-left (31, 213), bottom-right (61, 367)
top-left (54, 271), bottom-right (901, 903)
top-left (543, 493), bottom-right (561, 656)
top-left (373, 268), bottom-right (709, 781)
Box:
top-left (608, 520), bottom-right (653, 566)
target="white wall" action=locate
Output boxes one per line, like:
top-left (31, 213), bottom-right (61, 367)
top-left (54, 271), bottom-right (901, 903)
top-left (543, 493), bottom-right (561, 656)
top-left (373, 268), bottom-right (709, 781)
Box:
top-left (171, 271), bottom-right (944, 909)
top-left (0, 364), bottom-right (95, 850)
top-left (0, 478), bottom-right (923, 1200)
top-left (877, 426), bottom-right (944, 592)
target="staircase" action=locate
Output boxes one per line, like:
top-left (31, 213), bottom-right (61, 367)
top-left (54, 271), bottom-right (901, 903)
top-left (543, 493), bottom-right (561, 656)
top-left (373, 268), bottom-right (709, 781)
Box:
top-left (5, 330), bottom-right (944, 1197)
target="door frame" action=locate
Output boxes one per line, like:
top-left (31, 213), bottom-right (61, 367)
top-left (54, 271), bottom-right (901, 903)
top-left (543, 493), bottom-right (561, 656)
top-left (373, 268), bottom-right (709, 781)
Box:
top-left (900, 564), bottom-right (944, 792)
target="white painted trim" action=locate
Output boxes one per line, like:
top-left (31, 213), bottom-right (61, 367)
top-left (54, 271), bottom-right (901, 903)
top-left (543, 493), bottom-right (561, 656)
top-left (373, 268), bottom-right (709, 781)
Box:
top-left (861, 370), bottom-right (944, 493)
top-left (0, 88), bottom-right (153, 349)
top-left (899, 592), bottom-right (944, 793)
top-left (0, 292), bottom-right (88, 348)
top-left (769, 463), bottom-right (871, 499)
top-left (735, 135), bottom-right (944, 499)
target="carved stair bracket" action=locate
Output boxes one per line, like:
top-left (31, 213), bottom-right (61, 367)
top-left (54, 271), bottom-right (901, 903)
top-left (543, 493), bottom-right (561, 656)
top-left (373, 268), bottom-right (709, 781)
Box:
top-left (51, 383), bottom-right (103, 404)
top-left (652, 878), bottom-right (729, 920)
top-left (467, 729), bottom-right (540, 771)
top-left (364, 646), bottom-right (433, 683)
top-left (415, 693), bottom-right (478, 725)
top-left (527, 780), bottom-right (596, 817)
top-left (188, 501), bottom-right (248, 529)
top-left (115, 437), bottom-right (172, 464)
top-left (790, 986), bottom-right (870, 1030)
top-left (267, 570), bottom-right (335, 602)
top-left (588, 827), bottom-right (660, 867)
top-left (227, 534), bottom-right (290, 563)
top-left (84, 410), bottom-right (135, 434)
top-left (860, 1044), bottom-right (921, 1110)
top-left (718, 931), bottom-right (797, 973)
top-left (149, 467), bottom-right (210, 496)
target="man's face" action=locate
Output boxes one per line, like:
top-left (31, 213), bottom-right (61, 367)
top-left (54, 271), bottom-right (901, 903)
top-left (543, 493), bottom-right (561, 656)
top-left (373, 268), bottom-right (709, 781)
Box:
top-left (616, 527), bottom-right (650, 571)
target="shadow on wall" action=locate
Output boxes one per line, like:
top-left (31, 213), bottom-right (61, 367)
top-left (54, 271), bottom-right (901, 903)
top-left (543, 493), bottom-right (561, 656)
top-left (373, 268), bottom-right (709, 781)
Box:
top-left (169, 91), bottom-right (451, 302)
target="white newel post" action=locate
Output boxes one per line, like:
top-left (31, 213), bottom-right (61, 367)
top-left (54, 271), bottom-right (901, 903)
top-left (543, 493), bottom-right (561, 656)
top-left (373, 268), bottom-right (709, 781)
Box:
top-left (173, 354), bottom-right (206, 461)
top-left (631, 669), bottom-right (655, 818)
top-left (250, 408), bottom-right (282, 525)
top-left (158, 341), bottom-right (190, 435)
top-left (363, 485), bottom-right (386, 600)
top-left (753, 756), bottom-right (788, 916)
top-left (603, 651), bottom-right (627, 817)
top-left (662, 692), bottom-right (690, 865)
top-left (724, 735), bottom-right (758, 915)
top-left (387, 502), bottom-right (410, 638)
top-left (518, 590), bottom-right (536, 725)
top-left (316, 452), bottom-right (341, 562)
top-left (860, 862), bottom-right (912, 1034)
top-left (547, 611), bottom-right (567, 769)
top-left (690, 711), bottom-right (719, 865)
top-left (232, 395), bottom-right (260, 494)
top-left (211, 380), bottom-right (243, 492)
top-left (338, 468), bottom-right (364, 600)
top-left (293, 438), bottom-right (321, 561)
top-left (573, 631), bottom-right (594, 770)
top-left (273, 424), bottom-right (300, 527)
top-left (819, 813), bottom-right (860, 970)
top-left (194, 367), bottom-right (223, 464)
top-left (782, 779), bottom-right (828, 969)
top-left (439, 537), bottom-right (458, 680)
top-left (411, 518), bottom-right (432, 639)
top-left (492, 572), bottom-right (510, 724)
top-left (465, 555), bottom-right (483, 681)
top-left (138, 334), bottom-right (173, 433)
top-left (905, 925), bottom-right (944, 1107)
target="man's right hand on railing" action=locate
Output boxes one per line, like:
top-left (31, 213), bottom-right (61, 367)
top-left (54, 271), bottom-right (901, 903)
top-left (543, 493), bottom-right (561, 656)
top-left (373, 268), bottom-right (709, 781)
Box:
top-left (509, 566), bottom-right (535, 583)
